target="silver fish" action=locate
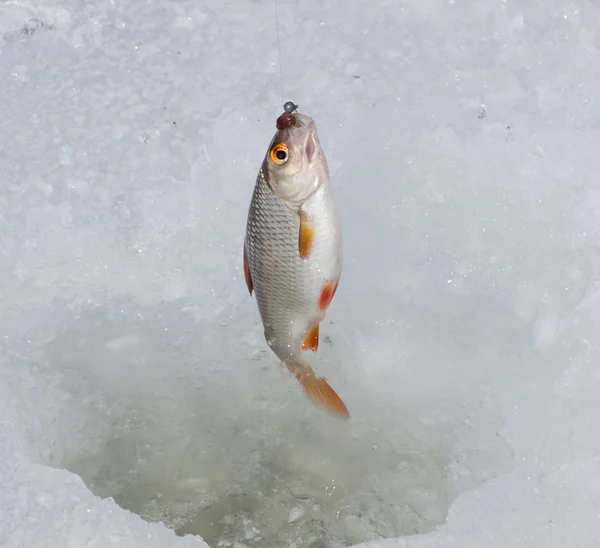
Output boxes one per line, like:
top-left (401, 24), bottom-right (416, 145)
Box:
top-left (243, 109), bottom-right (348, 419)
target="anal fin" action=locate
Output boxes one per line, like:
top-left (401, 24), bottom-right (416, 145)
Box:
top-left (301, 323), bottom-right (320, 352)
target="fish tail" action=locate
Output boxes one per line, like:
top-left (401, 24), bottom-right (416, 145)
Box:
top-left (288, 362), bottom-right (349, 419)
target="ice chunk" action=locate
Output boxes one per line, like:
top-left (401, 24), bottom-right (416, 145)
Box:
top-left (288, 507), bottom-right (304, 523)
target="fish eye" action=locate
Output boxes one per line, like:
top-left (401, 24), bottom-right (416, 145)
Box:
top-left (270, 143), bottom-right (288, 165)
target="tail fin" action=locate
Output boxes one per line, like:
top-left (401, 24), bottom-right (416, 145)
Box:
top-left (293, 365), bottom-right (349, 419)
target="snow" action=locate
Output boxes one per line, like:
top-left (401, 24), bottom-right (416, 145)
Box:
top-left (2, 0), bottom-right (600, 546)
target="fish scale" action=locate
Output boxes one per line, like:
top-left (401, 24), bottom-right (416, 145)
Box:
top-left (247, 169), bottom-right (316, 345)
top-left (243, 110), bottom-right (348, 419)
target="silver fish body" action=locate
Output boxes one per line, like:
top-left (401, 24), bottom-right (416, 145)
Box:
top-left (243, 111), bottom-right (348, 418)
top-left (245, 168), bottom-right (342, 361)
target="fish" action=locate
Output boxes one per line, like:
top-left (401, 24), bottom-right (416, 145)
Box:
top-left (243, 108), bottom-right (348, 419)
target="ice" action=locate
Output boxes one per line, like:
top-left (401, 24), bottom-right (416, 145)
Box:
top-left (288, 507), bottom-right (304, 523)
top-left (2, 0), bottom-right (600, 546)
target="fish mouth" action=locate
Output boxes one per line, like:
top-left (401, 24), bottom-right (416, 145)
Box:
top-left (290, 112), bottom-right (315, 131)
top-left (273, 112), bottom-right (319, 162)
top-left (286, 113), bottom-right (318, 163)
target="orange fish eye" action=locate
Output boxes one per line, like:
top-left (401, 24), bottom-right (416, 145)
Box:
top-left (270, 143), bottom-right (288, 165)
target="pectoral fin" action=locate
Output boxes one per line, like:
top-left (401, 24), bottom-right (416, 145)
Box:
top-left (319, 276), bottom-right (340, 311)
top-left (298, 209), bottom-right (314, 259)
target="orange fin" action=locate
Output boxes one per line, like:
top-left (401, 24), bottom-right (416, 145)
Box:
top-left (295, 367), bottom-right (349, 419)
top-left (298, 210), bottom-right (314, 259)
top-left (301, 323), bottom-right (320, 352)
top-left (243, 246), bottom-right (253, 295)
top-left (319, 276), bottom-right (340, 312)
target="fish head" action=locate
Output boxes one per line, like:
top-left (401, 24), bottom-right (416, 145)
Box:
top-left (263, 111), bottom-right (329, 207)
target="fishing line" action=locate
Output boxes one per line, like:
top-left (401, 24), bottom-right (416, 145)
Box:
top-left (273, 0), bottom-right (298, 115)
top-left (273, 0), bottom-right (285, 106)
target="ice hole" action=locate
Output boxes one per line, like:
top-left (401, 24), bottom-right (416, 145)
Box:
top-left (31, 301), bottom-right (512, 547)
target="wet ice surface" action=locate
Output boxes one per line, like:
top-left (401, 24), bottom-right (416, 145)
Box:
top-left (3, 0), bottom-right (600, 547)
top-left (45, 303), bottom-right (510, 547)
